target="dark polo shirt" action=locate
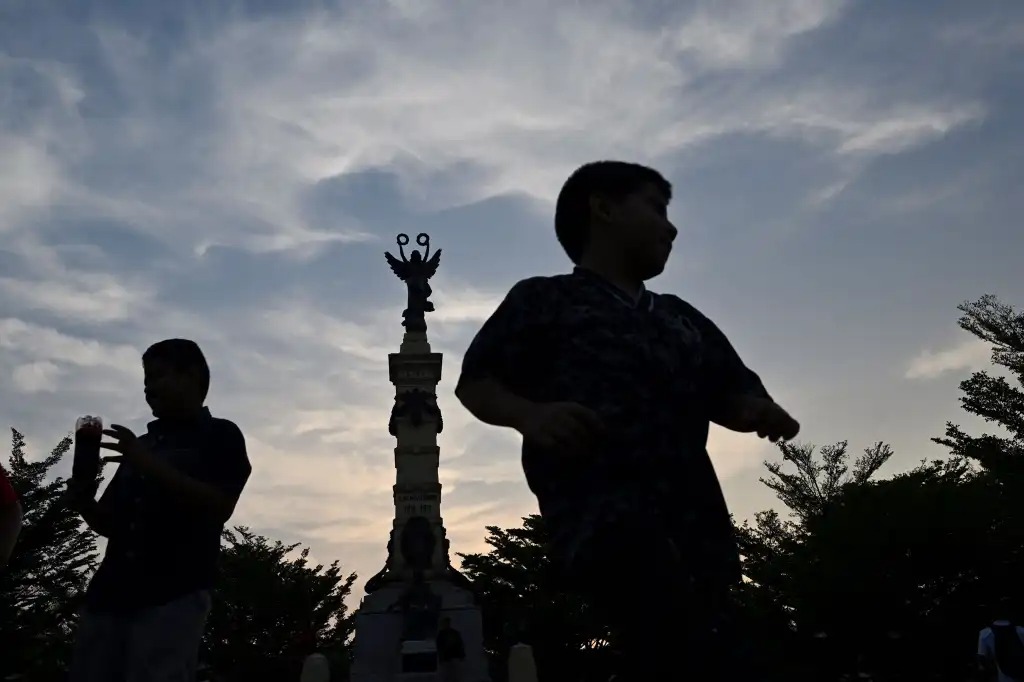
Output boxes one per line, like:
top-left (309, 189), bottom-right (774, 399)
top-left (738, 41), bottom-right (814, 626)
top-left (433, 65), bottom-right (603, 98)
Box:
top-left (85, 408), bottom-right (251, 613)
top-left (458, 268), bottom-right (770, 581)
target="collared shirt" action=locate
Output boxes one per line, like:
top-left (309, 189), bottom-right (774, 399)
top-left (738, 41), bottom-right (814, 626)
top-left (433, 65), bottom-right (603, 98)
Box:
top-left (85, 407), bottom-right (251, 612)
top-left (458, 268), bottom-right (770, 574)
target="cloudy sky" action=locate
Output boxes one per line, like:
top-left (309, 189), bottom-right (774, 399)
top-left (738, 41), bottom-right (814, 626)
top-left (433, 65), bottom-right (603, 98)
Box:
top-left (2, 0), bottom-right (1022, 594)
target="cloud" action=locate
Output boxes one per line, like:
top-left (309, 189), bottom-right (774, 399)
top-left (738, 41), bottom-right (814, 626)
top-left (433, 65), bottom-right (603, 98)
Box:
top-left (11, 361), bottom-right (62, 394)
top-left (905, 339), bottom-right (991, 380)
top-left (29, 0), bottom-right (975, 256)
top-left (0, 318), bottom-right (140, 375)
top-left (2, 0), bottom-right (1022, 602)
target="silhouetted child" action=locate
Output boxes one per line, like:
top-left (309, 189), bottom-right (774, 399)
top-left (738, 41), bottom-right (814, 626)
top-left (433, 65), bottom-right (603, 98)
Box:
top-left (456, 161), bottom-right (800, 681)
top-left (436, 616), bottom-right (466, 682)
top-left (67, 339), bottom-right (251, 681)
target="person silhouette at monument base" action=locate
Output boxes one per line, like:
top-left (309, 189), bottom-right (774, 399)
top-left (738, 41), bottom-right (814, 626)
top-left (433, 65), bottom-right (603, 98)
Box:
top-left (66, 339), bottom-right (252, 682)
top-left (436, 616), bottom-right (466, 682)
top-left (456, 161), bottom-right (800, 681)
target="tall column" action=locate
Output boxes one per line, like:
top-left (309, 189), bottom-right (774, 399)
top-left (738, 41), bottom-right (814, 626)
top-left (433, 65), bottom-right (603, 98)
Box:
top-left (360, 231), bottom-right (449, 589)
top-left (386, 334), bottom-right (449, 577)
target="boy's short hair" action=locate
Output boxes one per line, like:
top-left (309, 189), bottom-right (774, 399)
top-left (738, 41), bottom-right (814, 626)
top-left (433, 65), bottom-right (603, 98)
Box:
top-left (143, 339), bottom-right (211, 400)
top-left (554, 161), bottom-right (673, 264)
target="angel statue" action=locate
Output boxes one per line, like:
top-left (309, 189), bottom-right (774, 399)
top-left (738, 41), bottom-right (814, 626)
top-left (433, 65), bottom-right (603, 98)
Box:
top-left (385, 233), bottom-right (442, 332)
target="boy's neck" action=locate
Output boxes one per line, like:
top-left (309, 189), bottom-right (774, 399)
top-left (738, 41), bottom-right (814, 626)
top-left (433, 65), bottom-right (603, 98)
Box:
top-left (158, 404), bottom-right (207, 423)
top-left (576, 256), bottom-right (645, 302)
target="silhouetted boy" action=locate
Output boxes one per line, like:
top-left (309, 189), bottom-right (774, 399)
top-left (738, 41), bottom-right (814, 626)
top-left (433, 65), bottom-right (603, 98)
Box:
top-left (436, 616), bottom-right (466, 682)
top-left (67, 339), bottom-right (251, 681)
top-left (456, 161), bottom-right (800, 681)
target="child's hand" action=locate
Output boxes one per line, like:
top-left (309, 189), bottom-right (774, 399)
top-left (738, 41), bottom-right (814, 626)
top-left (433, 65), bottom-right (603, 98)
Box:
top-left (518, 402), bottom-right (607, 455)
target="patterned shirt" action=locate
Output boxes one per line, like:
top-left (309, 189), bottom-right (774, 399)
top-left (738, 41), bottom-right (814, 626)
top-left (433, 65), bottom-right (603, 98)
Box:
top-left (85, 408), bottom-right (251, 612)
top-left (458, 268), bottom-right (770, 575)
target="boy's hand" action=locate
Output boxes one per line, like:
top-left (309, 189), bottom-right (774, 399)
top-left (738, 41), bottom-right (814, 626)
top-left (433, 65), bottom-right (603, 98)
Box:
top-left (100, 425), bottom-right (148, 464)
top-left (718, 396), bottom-right (800, 442)
top-left (517, 402), bottom-right (606, 454)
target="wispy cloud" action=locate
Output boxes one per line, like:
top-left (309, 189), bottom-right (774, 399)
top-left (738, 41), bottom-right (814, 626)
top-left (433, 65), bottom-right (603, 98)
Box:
top-left (2, 0), bottom-right (1022, 591)
top-left (905, 339), bottom-right (992, 381)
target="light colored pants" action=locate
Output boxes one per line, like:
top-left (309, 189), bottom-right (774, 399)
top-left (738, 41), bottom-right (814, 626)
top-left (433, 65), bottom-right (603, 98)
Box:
top-left (69, 590), bottom-right (212, 682)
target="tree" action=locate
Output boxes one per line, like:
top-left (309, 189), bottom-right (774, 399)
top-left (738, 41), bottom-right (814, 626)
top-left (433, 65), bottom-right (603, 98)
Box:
top-left (738, 440), bottom-right (1005, 681)
top-left (934, 294), bottom-right (1024, 476)
top-left (458, 515), bottom-right (612, 682)
top-left (200, 526), bottom-right (357, 682)
top-left (0, 429), bottom-right (99, 682)
top-left (734, 441), bottom-right (894, 679)
top-left (933, 295), bottom-right (1024, 659)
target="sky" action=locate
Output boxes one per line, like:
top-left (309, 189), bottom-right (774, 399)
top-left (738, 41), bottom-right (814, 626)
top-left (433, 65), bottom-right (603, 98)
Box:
top-left (2, 0), bottom-right (1022, 598)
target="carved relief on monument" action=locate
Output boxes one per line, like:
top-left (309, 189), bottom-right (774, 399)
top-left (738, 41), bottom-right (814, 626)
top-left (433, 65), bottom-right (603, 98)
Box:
top-left (388, 388), bottom-right (443, 435)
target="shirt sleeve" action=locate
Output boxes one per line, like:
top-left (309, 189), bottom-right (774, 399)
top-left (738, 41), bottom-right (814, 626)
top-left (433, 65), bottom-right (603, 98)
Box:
top-left (0, 466), bottom-right (17, 507)
top-left (457, 277), bottom-right (554, 393)
top-left (198, 421), bottom-right (252, 500)
top-left (684, 302), bottom-right (771, 406)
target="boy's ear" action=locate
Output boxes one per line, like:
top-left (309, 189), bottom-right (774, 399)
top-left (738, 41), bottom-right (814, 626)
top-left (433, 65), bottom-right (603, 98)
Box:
top-left (588, 193), bottom-right (613, 223)
top-left (184, 366), bottom-right (206, 392)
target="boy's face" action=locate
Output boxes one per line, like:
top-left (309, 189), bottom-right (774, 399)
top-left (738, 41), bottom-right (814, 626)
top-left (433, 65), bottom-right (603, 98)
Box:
top-left (143, 359), bottom-right (201, 418)
top-left (597, 182), bottom-right (677, 280)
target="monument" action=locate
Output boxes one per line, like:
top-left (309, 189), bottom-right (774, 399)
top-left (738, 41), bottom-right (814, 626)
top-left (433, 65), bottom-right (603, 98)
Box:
top-left (349, 234), bottom-right (489, 682)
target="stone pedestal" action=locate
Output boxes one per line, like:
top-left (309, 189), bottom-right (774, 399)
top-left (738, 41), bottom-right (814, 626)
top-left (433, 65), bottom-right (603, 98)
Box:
top-left (350, 582), bottom-right (488, 682)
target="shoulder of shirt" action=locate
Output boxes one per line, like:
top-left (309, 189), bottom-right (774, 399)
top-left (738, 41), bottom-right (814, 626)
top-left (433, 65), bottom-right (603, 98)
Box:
top-left (654, 292), bottom-right (712, 323)
top-left (511, 273), bottom-right (572, 290)
top-left (507, 274), bottom-right (576, 302)
top-left (209, 417), bottom-right (246, 442)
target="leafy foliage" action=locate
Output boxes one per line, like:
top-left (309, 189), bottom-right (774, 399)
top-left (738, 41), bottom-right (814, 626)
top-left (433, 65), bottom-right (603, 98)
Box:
top-left (200, 526), bottom-right (357, 681)
top-left (0, 429), bottom-right (99, 682)
top-left (459, 515), bottom-right (612, 682)
top-left (934, 295), bottom-right (1024, 476)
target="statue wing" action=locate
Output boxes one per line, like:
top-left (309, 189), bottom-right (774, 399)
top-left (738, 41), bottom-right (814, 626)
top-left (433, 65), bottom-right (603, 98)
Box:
top-left (423, 248), bottom-right (442, 278)
top-left (385, 252), bottom-right (408, 280)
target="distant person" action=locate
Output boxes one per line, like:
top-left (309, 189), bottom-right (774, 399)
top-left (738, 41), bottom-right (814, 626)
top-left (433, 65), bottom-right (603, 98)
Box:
top-left (436, 616), bottom-right (466, 682)
top-left (507, 642), bottom-right (538, 682)
top-left (296, 625), bottom-right (330, 682)
top-left (455, 161), bottom-right (800, 680)
top-left (0, 463), bottom-right (22, 567)
top-left (299, 652), bottom-right (331, 682)
top-left (979, 609), bottom-right (1024, 682)
top-left (66, 339), bottom-right (252, 682)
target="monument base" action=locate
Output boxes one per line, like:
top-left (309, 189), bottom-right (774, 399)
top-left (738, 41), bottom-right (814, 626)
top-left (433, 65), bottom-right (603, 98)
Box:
top-left (350, 581), bottom-right (490, 682)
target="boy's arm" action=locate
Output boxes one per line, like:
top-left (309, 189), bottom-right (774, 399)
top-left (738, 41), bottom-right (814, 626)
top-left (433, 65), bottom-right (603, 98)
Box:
top-left (121, 424), bottom-right (251, 525)
top-left (455, 278), bottom-right (552, 430)
top-left (65, 466), bottom-right (122, 538)
top-left (686, 304), bottom-right (799, 440)
top-left (78, 485), bottom-right (117, 537)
